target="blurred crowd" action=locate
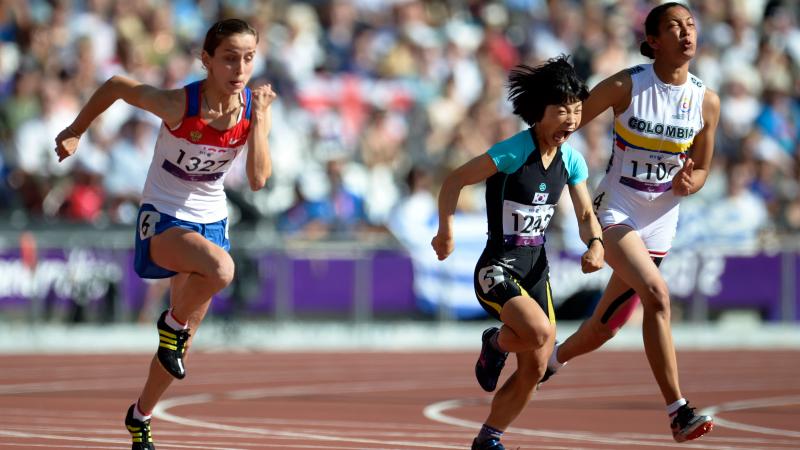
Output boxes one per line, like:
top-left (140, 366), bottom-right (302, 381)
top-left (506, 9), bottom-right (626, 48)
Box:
top-left (1, 0), bottom-right (799, 252)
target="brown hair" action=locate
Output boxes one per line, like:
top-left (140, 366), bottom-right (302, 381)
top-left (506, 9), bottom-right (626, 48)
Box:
top-left (203, 18), bottom-right (258, 56)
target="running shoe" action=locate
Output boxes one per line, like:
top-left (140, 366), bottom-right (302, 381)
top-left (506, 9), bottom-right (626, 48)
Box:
top-left (471, 438), bottom-right (505, 450)
top-left (124, 404), bottom-right (155, 450)
top-left (156, 310), bottom-right (190, 379)
top-left (475, 327), bottom-right (508, 392)
top-left (671, 402), bottom-right (714, 442)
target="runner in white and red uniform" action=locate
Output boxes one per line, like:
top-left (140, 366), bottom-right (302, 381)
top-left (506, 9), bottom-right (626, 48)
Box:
top-left (54, 18), bottom-right (276, 450)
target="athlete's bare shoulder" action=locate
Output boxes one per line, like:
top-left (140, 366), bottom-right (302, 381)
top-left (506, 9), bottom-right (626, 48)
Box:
top-left (702, 88), bottom-right (720, 113)
top-left (610, 67), bottom-right (635, 95)
top-left (581, 69), bottom-right (632, 125)
top-left (158, 88), bottom-right (188, 128)
top-left (109, 75), bottom-right (188, 127)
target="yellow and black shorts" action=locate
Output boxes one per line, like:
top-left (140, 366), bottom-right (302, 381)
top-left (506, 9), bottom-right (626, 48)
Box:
top-left (473, 244), bottom-right (555, 323)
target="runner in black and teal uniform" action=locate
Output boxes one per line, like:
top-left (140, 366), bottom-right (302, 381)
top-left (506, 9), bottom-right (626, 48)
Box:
top-left (431, 56), bottom-right (604, 450)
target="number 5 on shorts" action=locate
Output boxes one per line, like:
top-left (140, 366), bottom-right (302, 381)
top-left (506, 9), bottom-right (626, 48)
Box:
top-left (478, 265), bottom-right (505, 294)
top-left (139, 211), bottom-right (161, 240)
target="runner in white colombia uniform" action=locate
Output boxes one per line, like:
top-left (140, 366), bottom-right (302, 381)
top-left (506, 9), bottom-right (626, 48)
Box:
top-left (593, 63), bottom-right (706, 258)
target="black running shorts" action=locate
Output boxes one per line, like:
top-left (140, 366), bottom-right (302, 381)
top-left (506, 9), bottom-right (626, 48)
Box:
top-left (473, 244), bottom-right (554, 323)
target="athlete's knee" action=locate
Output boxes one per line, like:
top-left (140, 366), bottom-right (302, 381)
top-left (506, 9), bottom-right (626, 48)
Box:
top-left (535, 324), bottom-right (554, 349)
top-left (206, 253), bottom-right (235, 291)
top-left (519, 321), bottom-right (553, 351)
top-left (640, 280), bottom-right (670, 315)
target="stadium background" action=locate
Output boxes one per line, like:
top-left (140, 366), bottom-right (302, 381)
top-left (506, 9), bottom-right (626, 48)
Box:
top-left (0, 0), bottom-right (799, 345)
top-left (2, 1), bottom-right (800, 449)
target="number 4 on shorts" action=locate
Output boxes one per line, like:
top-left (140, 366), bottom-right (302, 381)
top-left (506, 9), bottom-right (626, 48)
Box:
top-left (593, 192), bottom-right (605, 212)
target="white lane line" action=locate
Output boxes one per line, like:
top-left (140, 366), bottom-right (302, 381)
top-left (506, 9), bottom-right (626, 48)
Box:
top-left (154, 384), bottom-right (467, 449)
top-left (700, 395), bottom-right (800, 438)
top-left (423, 397), bottom-right (766, 449)
top-left (0, 430), bottom-right (243, 450)
top-left (0, 444), bottom-right (118, 449)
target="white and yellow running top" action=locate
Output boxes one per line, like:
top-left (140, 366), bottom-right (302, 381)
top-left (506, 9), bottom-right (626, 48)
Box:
top-left (605, 63), bottom-right (705, 202)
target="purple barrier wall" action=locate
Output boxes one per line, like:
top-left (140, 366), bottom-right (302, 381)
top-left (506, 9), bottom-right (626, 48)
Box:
top-left (703, 254), bottom-right (792, 321)
top-left (0, 248), bottom-right (416, 320)
top-left (0, 247), bottom-right (795, 321)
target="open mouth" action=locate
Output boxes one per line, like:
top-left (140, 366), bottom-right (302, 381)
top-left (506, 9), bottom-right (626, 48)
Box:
top-left (554, 130), bottom-right (572, 144)
top-left (230, 80), bottom-right (245, 89)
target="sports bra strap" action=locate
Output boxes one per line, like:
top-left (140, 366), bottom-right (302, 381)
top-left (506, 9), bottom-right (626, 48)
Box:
top-left (244, 87), bottom-right (252, 120)
top-left (185, 80), bottom-right (202, 118)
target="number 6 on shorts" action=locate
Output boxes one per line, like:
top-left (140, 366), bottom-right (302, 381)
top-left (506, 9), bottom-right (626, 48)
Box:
top-left (139, 211), bottom-right (161, 240)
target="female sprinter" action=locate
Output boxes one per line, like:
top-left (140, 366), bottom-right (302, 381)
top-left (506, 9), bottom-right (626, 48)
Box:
top-left (431, 56), bottom-right (604, 450)
top-left (54, 18), bottom-right (275, 450)
top-left (540, 3), bottom-right (720, 443)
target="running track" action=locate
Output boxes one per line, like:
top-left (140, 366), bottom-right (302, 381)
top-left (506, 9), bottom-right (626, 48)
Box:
top-left (1, 350), bottom-right (798, 449)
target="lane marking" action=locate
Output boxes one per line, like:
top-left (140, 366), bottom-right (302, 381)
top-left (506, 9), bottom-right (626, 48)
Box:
top-left (155, 383), bottom-right (468, 449)
top-left (423, 395), bottom-right (775, 449)
top-left (700, 395), bottom-right (800, 438)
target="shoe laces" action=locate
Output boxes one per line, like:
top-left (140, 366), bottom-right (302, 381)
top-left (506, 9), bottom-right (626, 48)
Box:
top-left (175, 329), bottom-right (190, 353)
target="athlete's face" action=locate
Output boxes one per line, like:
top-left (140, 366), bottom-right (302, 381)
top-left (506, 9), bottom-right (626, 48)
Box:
top-left (202, 33), bottom-right (257, 95)
top-left (649, 6), bottom-right (696, 61)
top-left (538, 101), bottom-right (581, 150)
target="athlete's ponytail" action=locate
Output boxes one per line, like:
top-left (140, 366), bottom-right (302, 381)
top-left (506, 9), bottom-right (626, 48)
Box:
top-left (640, 41), bottom-right (655, 59)
top-left (640, 2), bottom-right (691, 59)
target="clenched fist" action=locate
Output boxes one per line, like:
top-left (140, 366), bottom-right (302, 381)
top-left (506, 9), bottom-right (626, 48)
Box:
top-left (250, 83), bottom-right (276, 113)
top-left (54, 126), bottom-right (81, 162)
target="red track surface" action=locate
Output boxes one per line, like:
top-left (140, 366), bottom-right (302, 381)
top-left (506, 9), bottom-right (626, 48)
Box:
top-left (1, 350), bottom-right (799, 449)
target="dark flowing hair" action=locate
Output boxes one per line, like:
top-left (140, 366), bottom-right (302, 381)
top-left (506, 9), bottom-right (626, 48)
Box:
top-left (507, 55), bottom-right (589, 126)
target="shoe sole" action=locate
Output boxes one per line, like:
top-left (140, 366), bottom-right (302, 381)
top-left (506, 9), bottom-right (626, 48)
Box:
top-left (674, 419), bottom-right (713, 442)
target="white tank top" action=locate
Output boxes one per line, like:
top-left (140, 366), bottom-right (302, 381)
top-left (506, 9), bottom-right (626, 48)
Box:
top-left (603, 64), bottom-right (705, 202)
top-left (141, 80), bottom-right (252, 223)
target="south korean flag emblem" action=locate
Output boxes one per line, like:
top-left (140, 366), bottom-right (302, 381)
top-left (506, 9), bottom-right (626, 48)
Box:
top-left (533, 192), bottom-right (549, 204)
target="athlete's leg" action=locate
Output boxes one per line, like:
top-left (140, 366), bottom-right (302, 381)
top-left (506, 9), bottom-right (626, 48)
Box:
top-left (495, 295), bottom-right (554, 354)
top-left (554, 271), bottom-right (636, 363)
top-left (485, 296), bottom-right (554, 428)
top-left (149, 227), bottom-right (234, 323)
top-left (601, 226), bottom-right (681, 404)
top-left (135, 273), bottom-right (213, 413)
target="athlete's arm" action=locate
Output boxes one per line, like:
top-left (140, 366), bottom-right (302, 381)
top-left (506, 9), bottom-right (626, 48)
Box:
top-left (567, 181), bottom-right (604, 273)
top-left (431, 154), bottom-right (498, 261)
top-left (672, 89), bottom-right (720, 196)
top-left (578, 70), bottom-right (632, 129)
top-left (54, 75), bottom-right (184, 162)
top-left (245, 84), bottom-right (277, 191)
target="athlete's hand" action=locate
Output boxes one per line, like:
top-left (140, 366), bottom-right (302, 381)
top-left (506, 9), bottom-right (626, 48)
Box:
top-left (251, 83), bottom-right (277, 113)
top-left (431, 231), bottom-right (454, 261)
top-left (672, 158), bottom-right (695, 196)
top-left (54, 126), bottom-right (81, 162)
top-left (580, 243), bottom-right (604, 273)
